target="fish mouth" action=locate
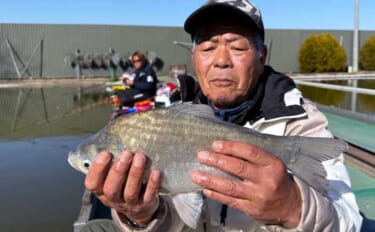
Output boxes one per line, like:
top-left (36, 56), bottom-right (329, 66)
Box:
top-left (67, 151), bottom-right (80, 172)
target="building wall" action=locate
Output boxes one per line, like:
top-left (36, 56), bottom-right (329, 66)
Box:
top-left (0, 23), bottom-right (191, 79)
top-left (1, 23), bottom-right (374, 79)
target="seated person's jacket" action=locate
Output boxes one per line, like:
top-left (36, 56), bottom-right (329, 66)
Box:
top-left (132, 64), bottom-right (158, 92)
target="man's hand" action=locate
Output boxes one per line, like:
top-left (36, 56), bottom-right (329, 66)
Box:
top-left (124, 78), bottom-right (134, 86)
top-left (84, 151), bottom-right (162, 225)
top-left (190, 140), bottom-right (302, 228)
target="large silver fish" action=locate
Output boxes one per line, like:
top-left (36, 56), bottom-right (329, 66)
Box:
top-left (68, 104), bottom-right (346, 229)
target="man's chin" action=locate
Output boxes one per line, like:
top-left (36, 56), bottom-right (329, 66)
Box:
top-left (211, 98), bottom-right (238, 109)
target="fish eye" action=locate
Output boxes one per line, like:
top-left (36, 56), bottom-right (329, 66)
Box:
top-left (83, 159), bottom-right (91, 169)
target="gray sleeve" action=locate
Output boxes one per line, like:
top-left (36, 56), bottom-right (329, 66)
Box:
top-left (265, 177), bottom-right (339, 232)
top-left (111, 196), bottom-right (187, 231)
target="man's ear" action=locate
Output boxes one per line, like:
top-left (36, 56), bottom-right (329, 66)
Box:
top-left (260, 45), bottom-right (268, 65)
top-left (258, 45), bottom-right (268, 75)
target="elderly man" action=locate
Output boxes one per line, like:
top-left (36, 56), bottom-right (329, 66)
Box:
top-left (82, 0), bottom-right (363, 231)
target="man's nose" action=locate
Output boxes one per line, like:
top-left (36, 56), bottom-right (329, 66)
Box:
top-left (213, 45), bottom-right (232, 68)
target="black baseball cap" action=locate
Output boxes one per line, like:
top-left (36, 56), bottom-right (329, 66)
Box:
top-left (184, 0), bottom-right (265, 42)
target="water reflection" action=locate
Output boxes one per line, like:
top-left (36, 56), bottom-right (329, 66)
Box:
top-left (298, 80), bottom-right (375, 114)
top-left (299, 80), bottom-right (346, 107)
top-left (358, 80), bottom-right (375, 113)
top-left (0, 84), bottom-right (112, 232)
top-left (0, 85), bottom-right (111, 140)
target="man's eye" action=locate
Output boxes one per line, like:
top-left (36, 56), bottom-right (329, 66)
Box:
top-left (201, 46), bottom-right (215, 52)
top-left (232, 47), bottom-right (246, 51)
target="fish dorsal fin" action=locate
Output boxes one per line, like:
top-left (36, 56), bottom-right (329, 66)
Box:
top-left (169, 103), bottom-right (216, 119)
top-left (171, 192), bottom-right (204, 230)
top-left (169, 103), bottom-right (230, 125)
top-left (168, 103), bottom-right (264, 136)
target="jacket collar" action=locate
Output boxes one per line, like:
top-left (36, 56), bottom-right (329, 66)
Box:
top-left (194, 65), bottom-right (306, 125)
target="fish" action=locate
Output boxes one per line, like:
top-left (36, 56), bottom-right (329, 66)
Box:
top-left (68, 103), bottom-right (347, 229)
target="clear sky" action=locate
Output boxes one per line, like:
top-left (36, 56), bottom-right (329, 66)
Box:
top-left (0, 0), bottom-right (374, 30)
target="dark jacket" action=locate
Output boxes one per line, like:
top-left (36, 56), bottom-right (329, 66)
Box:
top-left (180, 65), bottom-right (306, 126)
top-left (133, 64), bottom-right (158, 93)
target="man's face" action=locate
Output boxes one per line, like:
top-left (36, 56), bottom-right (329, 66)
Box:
top-left (192, 23), bottom-right (266, 109)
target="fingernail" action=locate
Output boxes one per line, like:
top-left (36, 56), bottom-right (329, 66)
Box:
top-left (190, 171), bottom-right (208, 184)
top-left (197, 151), bottom-right (210, 162)
top-left (119, 151), bottom-right (132, 164)
top-left (116, 152), bottom-right (132, 170)
top-left (213, 141), bottom-right (223, 151)
top-left (96, 152), bottom-right (110, 164)
top-left (133, 154), bottom-right (145, 167)
top-left (189, 172), bottom-right (198, 182)
top-left (203, 189), bottom-right (212, 197)
top-left (152, 171), bottom-right (161, 182)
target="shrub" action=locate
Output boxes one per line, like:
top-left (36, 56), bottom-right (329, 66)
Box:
top-left (298, 34), bottom-right (347, 73)
top-left (359, 35), bottom-right (375, 71)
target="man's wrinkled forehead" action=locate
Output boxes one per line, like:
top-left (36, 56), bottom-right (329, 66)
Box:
top-left (194, 22), bottom-right (253, 44)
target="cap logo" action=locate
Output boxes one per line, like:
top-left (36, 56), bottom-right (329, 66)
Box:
top-left (185, 0), bottom-right (265, 41)
top-left (212, 0), bottom-right (261, 22)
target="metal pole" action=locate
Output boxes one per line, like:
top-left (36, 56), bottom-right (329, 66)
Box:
top-left (294, 80), bottom-right (375, 96)
top-left (20, 39), bottom-right (43, 79)
top-left (75, 48), bottom-right (82, 79)
top-left (40, 39), bottom-right (44, 78)
top-left (353, 0), bottom-right (359, 72)
top-left (266, 40), bottom-right (273, 65)
top-left (173, 41), bottom-right (193, 50)
top-left (109, 47), bottom-right (115, 79)
top-left (351, 0), bottom-right (359, 111)
top-left (6, 39), bottom-right (22, 78)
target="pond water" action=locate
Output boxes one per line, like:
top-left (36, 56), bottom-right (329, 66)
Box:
top-left (298, 79), bottom-right (375, 115)
top-left (0, 84), bottom-right (112, 232)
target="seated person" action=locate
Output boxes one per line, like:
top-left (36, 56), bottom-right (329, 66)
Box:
top-left (116, 51), bottom-right (158, 107)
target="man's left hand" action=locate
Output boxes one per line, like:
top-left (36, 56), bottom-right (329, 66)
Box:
top-left (125, 78), bottom-right (134, 86)
top-left (190, 140), bottom-right (301, 228)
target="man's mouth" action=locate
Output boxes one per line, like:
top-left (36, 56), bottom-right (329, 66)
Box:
top-left (210, 79), bottom-right (234, 87)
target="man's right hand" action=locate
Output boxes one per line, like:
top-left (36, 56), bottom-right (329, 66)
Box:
top-left (84, 150), bottom-right (162, 225)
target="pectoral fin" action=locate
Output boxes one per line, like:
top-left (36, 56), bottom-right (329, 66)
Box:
top-left (171, 192), bottom-right (204, 229)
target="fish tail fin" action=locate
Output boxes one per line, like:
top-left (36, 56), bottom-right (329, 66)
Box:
top-left (281, 136), bottom-right (348, 197)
